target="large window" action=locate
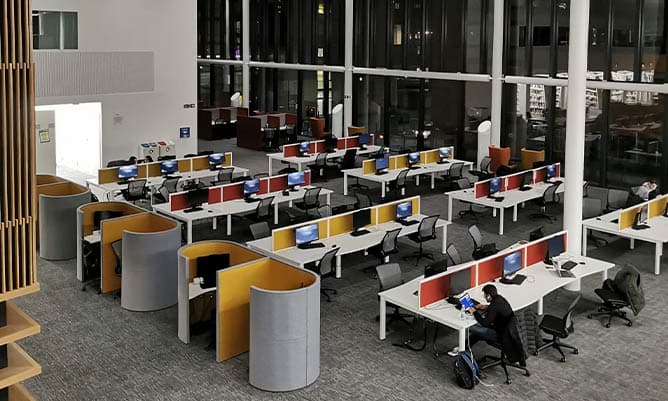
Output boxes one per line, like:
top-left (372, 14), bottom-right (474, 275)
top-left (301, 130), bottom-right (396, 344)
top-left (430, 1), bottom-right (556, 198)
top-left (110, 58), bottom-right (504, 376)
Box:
top-left (198, 65), bottom-right (242, 108)
top-left (32, 11), bottom-right (78, 50)
top-left (198, 0), bottom-right (242, 60)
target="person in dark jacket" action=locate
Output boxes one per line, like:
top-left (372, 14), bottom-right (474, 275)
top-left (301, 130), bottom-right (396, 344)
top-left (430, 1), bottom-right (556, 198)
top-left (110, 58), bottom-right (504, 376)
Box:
top-left (467, 284), bottom-right (513, 348)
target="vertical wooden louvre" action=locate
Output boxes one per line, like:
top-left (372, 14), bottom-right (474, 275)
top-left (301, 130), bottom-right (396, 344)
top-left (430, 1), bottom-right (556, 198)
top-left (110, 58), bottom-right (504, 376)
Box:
top-left (0, 0), bottom-right (42, 399)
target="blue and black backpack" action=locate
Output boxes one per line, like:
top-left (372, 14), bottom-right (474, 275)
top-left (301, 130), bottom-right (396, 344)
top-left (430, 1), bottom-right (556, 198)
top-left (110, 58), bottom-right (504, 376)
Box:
top-left (454, 350), bottom-right (480, 389)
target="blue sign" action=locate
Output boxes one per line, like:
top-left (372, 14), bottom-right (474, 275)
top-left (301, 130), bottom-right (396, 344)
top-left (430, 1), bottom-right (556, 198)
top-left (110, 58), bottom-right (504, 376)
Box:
top-left (180, 127), bottom-right (190, 138)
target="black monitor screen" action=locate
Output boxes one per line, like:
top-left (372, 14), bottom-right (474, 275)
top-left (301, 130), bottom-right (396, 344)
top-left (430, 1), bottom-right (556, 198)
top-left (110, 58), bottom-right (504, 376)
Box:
top-left (93, 210), bottom-right (123, 231)
top-left (449, 269), bottom-right (471, 296)
top-left (522, 171), bottom-right (533, 187)
top-left (187, 188), bottom-right (209, 208)
top-left (353, 209), bottom-right (371, 231)
top-left (196, 253), bottom-right (230, 288)
top-left (547, 236), bottom-right (565, 259)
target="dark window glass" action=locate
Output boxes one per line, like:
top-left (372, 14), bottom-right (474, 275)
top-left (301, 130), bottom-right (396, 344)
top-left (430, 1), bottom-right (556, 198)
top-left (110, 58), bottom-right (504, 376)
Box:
top-left (611, 0), bottom-right (637, 81)
top-left (505, 0), bottom-right (528, 75)
top-left (588, 0), bottom-right (609, 80)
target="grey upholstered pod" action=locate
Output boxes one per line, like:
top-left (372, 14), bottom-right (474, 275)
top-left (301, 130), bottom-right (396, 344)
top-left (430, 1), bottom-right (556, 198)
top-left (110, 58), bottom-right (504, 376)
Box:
top-left (39, 189), bottom-right (91, 260)
top-left (249, 278), bottom-right (320, 392)
top-left (120, 225), bottom-right (181, 312)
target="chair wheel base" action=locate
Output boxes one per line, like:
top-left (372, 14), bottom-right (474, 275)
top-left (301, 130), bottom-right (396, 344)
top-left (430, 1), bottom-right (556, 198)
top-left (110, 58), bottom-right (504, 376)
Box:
top-left (506, 379), bottom-right (512, 385)
top-left (573, 349), bottom-right (579, 355)
top-left (524, 371), bottom-right (530, 377)
top-left (605, 323), bottom-right (611, 328)
top-left (560, 357), bottom-right (566, 363)
top-left (627, 322), bottom-right (633, 327)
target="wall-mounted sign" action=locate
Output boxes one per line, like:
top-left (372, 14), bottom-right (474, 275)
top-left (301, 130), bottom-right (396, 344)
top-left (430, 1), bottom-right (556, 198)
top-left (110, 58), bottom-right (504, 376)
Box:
top-left (39, 129), bottom-right (50, 143)
top-left (180, 127), bottom-right (190, 138)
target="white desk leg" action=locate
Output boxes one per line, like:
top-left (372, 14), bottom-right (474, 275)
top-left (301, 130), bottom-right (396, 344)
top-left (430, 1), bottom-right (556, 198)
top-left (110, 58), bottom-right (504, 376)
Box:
top-left (327, 193), bottom-right (331, 205)
top-left (384, 255), bottom-right (390, 263)
top-left (416, 174), bottom-right (420, 186)
top-left (602, 269), bottom-right (608, 281)
top-left (513, 205), bottom-right (518, 222)
top-left (431, 173), bottom-right (435, 189)
top-left (630, 239), bottom-right (635, 250)
top-left (336, 255), bottom-right (342, 278)
top-left (212, 217), bottom-right (217, 231)
top-left (379, 297), bottom-right (387, 340)
top-left (448, 197), bottom-right (453, 221)
top-left (492, 208), bottom-right (497, 217)
top-left (226, 215), bottom-right (232, 236)
top-left (459, 329), bottom-right (466, 352)
top-left (298, 162), bottom-right (303, 172)
top-left (499, 208), bottom-right (504, 235)
top-left (343, 173), bottom-right (349, 195)
top-left (655, 243), bottom-right (662, 275)
top-left (268, 158), bottom-right (273, 175)
top-left (274, 203), bottom-right (279, 225)
top-left (582, 227), bottom-right (588, 256)
top-left (187, 221), bottom-right (193, 244)
top-left (537, 297), bottom-right (544, 315)
top-left (401, 187), bottom-right (405, 196)
top-left (442, 226), bottom-right (447, 254)
top-left (381, 183), bottom-right (386, 198)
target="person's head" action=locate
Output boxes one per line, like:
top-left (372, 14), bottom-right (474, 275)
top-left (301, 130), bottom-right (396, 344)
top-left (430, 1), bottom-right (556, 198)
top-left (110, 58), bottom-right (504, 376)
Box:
top-left (482, 284), bottom-right (498, 302)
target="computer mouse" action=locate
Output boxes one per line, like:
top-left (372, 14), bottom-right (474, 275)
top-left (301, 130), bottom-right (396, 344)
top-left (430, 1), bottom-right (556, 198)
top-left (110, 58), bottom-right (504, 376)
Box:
top-left (579, 262), bottom-right (586, 265)
top-left (331, 244), bottom-right (336, 248)
top-left (208, 210), bottom-right (213, 213)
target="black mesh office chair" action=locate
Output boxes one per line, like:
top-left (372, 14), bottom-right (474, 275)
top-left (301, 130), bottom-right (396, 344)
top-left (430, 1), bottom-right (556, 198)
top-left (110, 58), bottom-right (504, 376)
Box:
top-left (317, 205), bottom-right (332, 218)
top-left (155, 177), bottom-right (180, 203)
top-left (308, 248), bottom-right (339, 302)
top-left (253, 196), bottom-right (274, 222)
top-left (294, 187), bottom-right (322, 215)
top-left (354, 191), bottom-right (373, 209)
top-left (479, 315), bottom-right (530, 384)
top-left (369, 228), bottom-right (402, 265)
top-left (455, 178), bottom-right (485, 219)
top-left (375, 263), bottom-right (413, 327)
top-left (121, 179), bottom-right (148, 203)
top-left (530, 181), bottom-right (562, 222)
top-left (535, 295), bottom-right (581, 362)
top-left (337, 149), bottom-right (367, 190)
top-left (445, 244), bottom-right (464, 266)
top-left (249, 222), bottom-right (271, 240)
top-left (388, 169), bottom-right (410, 199)
top-left (403, 215), bottom-right (439, 265)
top-left (212, 167), bottom-right (234, 186)
top-left (111, 240), bottom-right (123, 276)
top-left (587, 265), bottom-right (644, 328)
top-left (307, 153), bottom-right (329, 181)
top-left (441, 162), bottom-right (464, 189)
top-left (470, 156), bottom-right (493, 181)
top-left (468, 224), bottom-right (498, 260)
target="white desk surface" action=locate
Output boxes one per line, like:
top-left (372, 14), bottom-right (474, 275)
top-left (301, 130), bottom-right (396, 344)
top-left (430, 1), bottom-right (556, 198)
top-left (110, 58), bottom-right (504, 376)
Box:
top-left (380, 254), bottom-right (614, 334)
top-left (188, 282), bottom-right (215, 301)
top-left (267, 145), bottom-right (382, 165)
top-left (247, 215), bottom-right (450, 267)
top-left (343, 159), bottom-right (474, 183)
top-left (583, 209), bottom-right (668, 244)
top-left (83, 231), bottom-right (101, 244)
top-left (450, 179), bottom-right (565, 209)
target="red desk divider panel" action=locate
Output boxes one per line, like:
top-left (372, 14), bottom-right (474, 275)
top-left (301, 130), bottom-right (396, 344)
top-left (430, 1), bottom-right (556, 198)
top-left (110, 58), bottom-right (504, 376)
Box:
top-left (267, 115), bottom-right (281, 128)
top-left (526, 233), bottom-right (567, 266)
top-left (171, 193), bottom-right (189, 211)
top-left (337, 138), bottom-right (346, 149)
top-left (208, 187), bottom-right (222, 204)
top-left (535, 168), bottom-right (546, 183)
top-left (474, 181), bottom-right (490, 199)
top-left (477, 254), bottom-right (506, 284)
top-left (506, 174), bottom-right (522, 191)
top-left (419, 275), bottom-right (450, 308)
top-left (222, 183), bottom-right (244, 201)
top-left (268, 176), bottom-right (287, 192)
top-left (555, 163), bottom-right (561, 177)
top-left (284, 144), bottom-right (299, 157)
top-left (346, 137), bottom-right (359, 148)
top-left (258, 179), bottom-right (270, 195)
top-left (304, 170), bottom-right (312, 185)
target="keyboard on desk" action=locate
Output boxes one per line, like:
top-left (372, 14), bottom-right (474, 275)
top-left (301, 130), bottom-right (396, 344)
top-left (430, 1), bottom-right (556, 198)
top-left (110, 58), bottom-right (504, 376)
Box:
top-left (562, 261), bottom-right (577, 271)
top-left (396, 219), bottom-right (419, 226)
top-left (519, 186), bottom-right (532, 191)
top-left (409, 166), bottom-right (421, 170)
top-left (245, 198), bottom-right (260, 203)
top-left (375, 171), bottom-right (388, 176)
top-left (350, 229), bottom-right (371, 237)
top-left (500, 274), bottom-right (527, 285)
top-left (297, 242), bottom-right (326, 250)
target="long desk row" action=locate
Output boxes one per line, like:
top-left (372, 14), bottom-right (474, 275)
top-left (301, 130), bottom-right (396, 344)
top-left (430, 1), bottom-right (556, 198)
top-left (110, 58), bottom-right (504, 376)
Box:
top-left (379, 231), bottom-right (614, 351)
top-left (448, 163), bottom-right (564, 235)
top-left (247, 196), bottom-right (449, 278)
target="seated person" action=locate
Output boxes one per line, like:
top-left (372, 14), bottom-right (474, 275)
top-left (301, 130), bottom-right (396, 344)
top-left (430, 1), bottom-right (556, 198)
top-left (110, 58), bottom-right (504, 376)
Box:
top-left (634, 179), bottom-right (658, 201)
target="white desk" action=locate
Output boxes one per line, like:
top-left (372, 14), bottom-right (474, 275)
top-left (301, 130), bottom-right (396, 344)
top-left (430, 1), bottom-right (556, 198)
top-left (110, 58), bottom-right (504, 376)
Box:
top-left (83, 230), bottom-right (101, 244)
top-left (86, 166), bottom-right (250, 201)
top-left (583, 210), bottom-right (668, 275)
top-left (247, 215), bottom-right (450, 278)
top-left (267, 145), bottom-right (382, 175)
top-left (379, 255), bottom-right (613, 351)
top-left (448, 179), bottom-right (565, 235)
top-left (343, 159), bottom-right (474, 199)
top-left (153, 186), bottom-right (333, 243)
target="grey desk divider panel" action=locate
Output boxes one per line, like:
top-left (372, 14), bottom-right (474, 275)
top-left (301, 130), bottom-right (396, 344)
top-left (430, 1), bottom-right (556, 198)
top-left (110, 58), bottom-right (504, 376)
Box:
top-left (39, 188), bottom-right (91, 260)
top-left (249, 279), bottom-right (320, 392)
top-left (121, 225), bottom-right (181, 311)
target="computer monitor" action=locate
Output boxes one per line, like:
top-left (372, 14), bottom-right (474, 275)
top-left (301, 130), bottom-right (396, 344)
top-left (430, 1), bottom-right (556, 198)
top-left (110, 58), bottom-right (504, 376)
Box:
top-left (208, 153), bottom-right (225, 169)
top-left (375, 156), bottom-right (389, 172)
top-left (489, 177), bottom-right (502, 195)
top-left (522, 171), bottom-right (533, 187)
top-left (324, 135), bottom-right (338, 152)
top-left (244, 179), bottom-right (260, 196)
top-left (396, 201), bottom-right (412, 220)
top-left (449, 269), bottom-right (471, 295)
top-left (160, 160), bottom-right (178, 175)
top-left (287, 172), bottom-right (305, 190)
top-left (299, 142), bottom-right (310, 154)
top-left (546, 164), bottom-right (556, 180)
top-left (295, 224), bottom-right (319, 246)
top-left (635, 204), bottom-right (649, 225)
top-left (408, 152), bottom-right (420, 166)
top-left (358, 134), bottom-right (371, 147)
top-left (118, 165), bottom-right (138, 180)
top-left (503, 251), bottom-right (522, 278)
top-left (196, 253), bottom-right (230, 289)
top-left (92, 210), bottom-right (123, 231)
top-left (186, 188), bottom-right (209, 212)
top-left (438, 147), bottom-right (451, 161)
top-left (648, 189), bottom-right (658, 200)
top-left (352, 209), bottom-right (371, 232)
top-left (545, 235), bottom-right (565, 264)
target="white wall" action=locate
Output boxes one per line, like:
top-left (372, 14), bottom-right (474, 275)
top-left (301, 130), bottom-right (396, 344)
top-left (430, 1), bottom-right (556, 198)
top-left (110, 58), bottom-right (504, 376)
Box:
top-left (35, 110), bottom-right (56, 175)
top-left (33, 0), bottom-right (197, 165)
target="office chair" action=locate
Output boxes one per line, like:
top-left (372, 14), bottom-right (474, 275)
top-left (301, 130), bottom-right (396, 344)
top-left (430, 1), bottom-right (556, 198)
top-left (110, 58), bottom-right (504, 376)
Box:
top-left (587, 264), bottom-right (644, 328)
top-left (307, 248), bottom-right (339, 302)
top-left (403, 215), bottom-right (439, 265)
top-left (582, 197), bottom-right (603, 219)
top-left (212, 167), bottom-right (234, 186)
top-left (469, 156), bottom-right (493, 181)
top-left (455, 178), bottom-right (484, 219)
top-left (445, 244), bottom-right (464, 266)
top-left (253, 173), bottom-right (269, 180)
top-left (530, 181), bottom-right (562, 222)
top-left (535, 295), bottom-right (581, 362)
top-left (388, 169), bottom-right (410, 199)
top-left (336, 149), bottom-right (368, 190)
top-left (528, 226), bottom-right (545, 241)
top-left (121, 179), bottom-right (148, 204)
top-left (155, 177), bottom-right (180, 203)
top-left (198, 150), bottom-right (214, 156)
top-left (278, 166), bottom-right (298, 175)
top-left (307, 153), bottom-right (328, 181)
top-left (479, 315), bottom-right (530, 384)
top-left (252, 196), bottom-right (274, 222)
top-left (294, 187), bottom-right (321, 215)
top-left (249, 222), bottom-right (271, 240)
top-left (495, 164), bottom-right (517, 177)
top-left (111, 240), bottom-right (123, 276)
top-left (183, 153), bottom-right (197, 158)
top-left (93, 210), bottom-right (123, 231)
top-left (81, 240), bottom-right (102, 293)
top-left (607, 189), bottom-right (630, 211)
top-left (468, 225), bottom-right (498, 260)
top-left (369, 228), bottom-right (402, 266)
top-left (317, 205), bottom-right (332, 218)
top-left (354, 191), bottom-right (373, 209)
top-left (441, 162), bottom-right (464, 190)
top-left (106, 159), bottom-right (129, 168)
top-left (375, 263), bottom-right (413, 327)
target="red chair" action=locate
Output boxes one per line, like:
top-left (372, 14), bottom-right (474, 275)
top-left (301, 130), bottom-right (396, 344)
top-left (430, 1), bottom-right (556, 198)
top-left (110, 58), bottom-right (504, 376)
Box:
top-left (310, 117), bottom-right (329, 139)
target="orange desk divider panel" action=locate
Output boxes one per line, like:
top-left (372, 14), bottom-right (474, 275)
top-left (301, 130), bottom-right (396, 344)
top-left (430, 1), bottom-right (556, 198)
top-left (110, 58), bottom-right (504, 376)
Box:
top-left (209, 188), bottom-right (222, 205)
top-left (80, 202), bottom-right (145, 237)
top-left (411, 197), bottom-right (421, 215)
top-left (337, 138), bottom-right (347, 149)
top-left (477, 253), bottom-right (507, 285)
top-left (284, 144), bottom-right (299, 157)
top-left (535, 168), bottom-right (546, 183)
top-left (649, 196), bottom-right (668, 218)
top-left (224, 152), bottom-right (233, 167)
top-left (268, 176), bottom-right (287, 192)
top-left (347, 126), bottom-right (366, 137)
top-left (475, 181), bottom-right (490, 199)
top-left (506, 173), bottom-right (523, 191)
top-left (192, 156), bottom-right (210, 171)
top-left (363, 159), bottom-right (376, 175)
top-left (178, 159), bottom-right (192, 172)
top-left (222, 183), bottom-right (244, 201)
top-left (419, 274), bottom-right (450, 308)
top-left (267, 115), bottom-right (281, 128)
top-left (170, 193), bottom-right (190, 211)
top-left (555, 163), bottom-right (561, 177)
top-left (98, 167), bottom-right (120, 184)
top-left (346, 136), bottom-right (359, 148)
top-left (314, 141), bottom-right (325, 153)
top-left (423, 149), bottom-right (440, 164)
top-left (376, 203), bottom-right (397, 224)
top-left (273, 228), bottom-right (296, 251)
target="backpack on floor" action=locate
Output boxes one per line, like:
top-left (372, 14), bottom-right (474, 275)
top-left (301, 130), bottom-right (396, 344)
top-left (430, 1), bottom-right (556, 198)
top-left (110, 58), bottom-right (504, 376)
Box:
top-left (454, 350), bottom-right (480, 389)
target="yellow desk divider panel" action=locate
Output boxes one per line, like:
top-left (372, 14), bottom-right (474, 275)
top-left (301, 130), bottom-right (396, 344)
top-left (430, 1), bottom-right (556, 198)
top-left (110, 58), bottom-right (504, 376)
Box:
top-left (79, 202), bottom-right (144, 237)
top-left (329, 214), bottom-right (353, 237)
top-left (363, 159), bottom-right (376, 175)
top-left (100, 213), bottom-right (178, 293)
top-left (180, 241), bottom-right (264, 282)
top-left (224, 152), bottom-right (233, 167)
top-left (147, 162), bottom-right (162, 178)
top-left (423, 149), bottom-right (440, 164)
top-left (411, 197), bottom-right (421, 215)
top-left (216, 259), bottom-right (317, 362)
top-left (178, 159), bottom-right (192, 172)
top-left (649, 196), bottom-right (668, 218)
top-left (376, 196), bottom-right (421, 224)
top-left (619, 206), bottom-right (643, 231)
top-left (192, 156), bottom-right (210, 171)
top-left (36, 181), bottom-right (87, 197)
top-left (390, 155), bottom-right (408, 170)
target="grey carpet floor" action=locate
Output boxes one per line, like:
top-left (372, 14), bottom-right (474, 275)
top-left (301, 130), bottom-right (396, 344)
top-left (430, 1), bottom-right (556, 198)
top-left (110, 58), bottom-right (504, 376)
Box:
top-left (16, 139), bottom-right (668, 400)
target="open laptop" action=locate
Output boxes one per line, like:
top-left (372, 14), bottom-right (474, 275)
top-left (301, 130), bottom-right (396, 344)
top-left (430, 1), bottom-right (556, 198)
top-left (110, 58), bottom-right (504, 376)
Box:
top-left (554, 261), bottom-right (575, 278)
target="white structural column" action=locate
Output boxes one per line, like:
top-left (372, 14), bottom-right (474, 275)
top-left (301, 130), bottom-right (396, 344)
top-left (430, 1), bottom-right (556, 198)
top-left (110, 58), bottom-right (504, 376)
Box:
top-left (343, 0), bottom-right (354, 131)
top-left (489, 0), bottom-right (505, 146)
top-left (563, 0), bottom-right (590, 289)
top-left (242, 0), bottom-right (250, 107)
